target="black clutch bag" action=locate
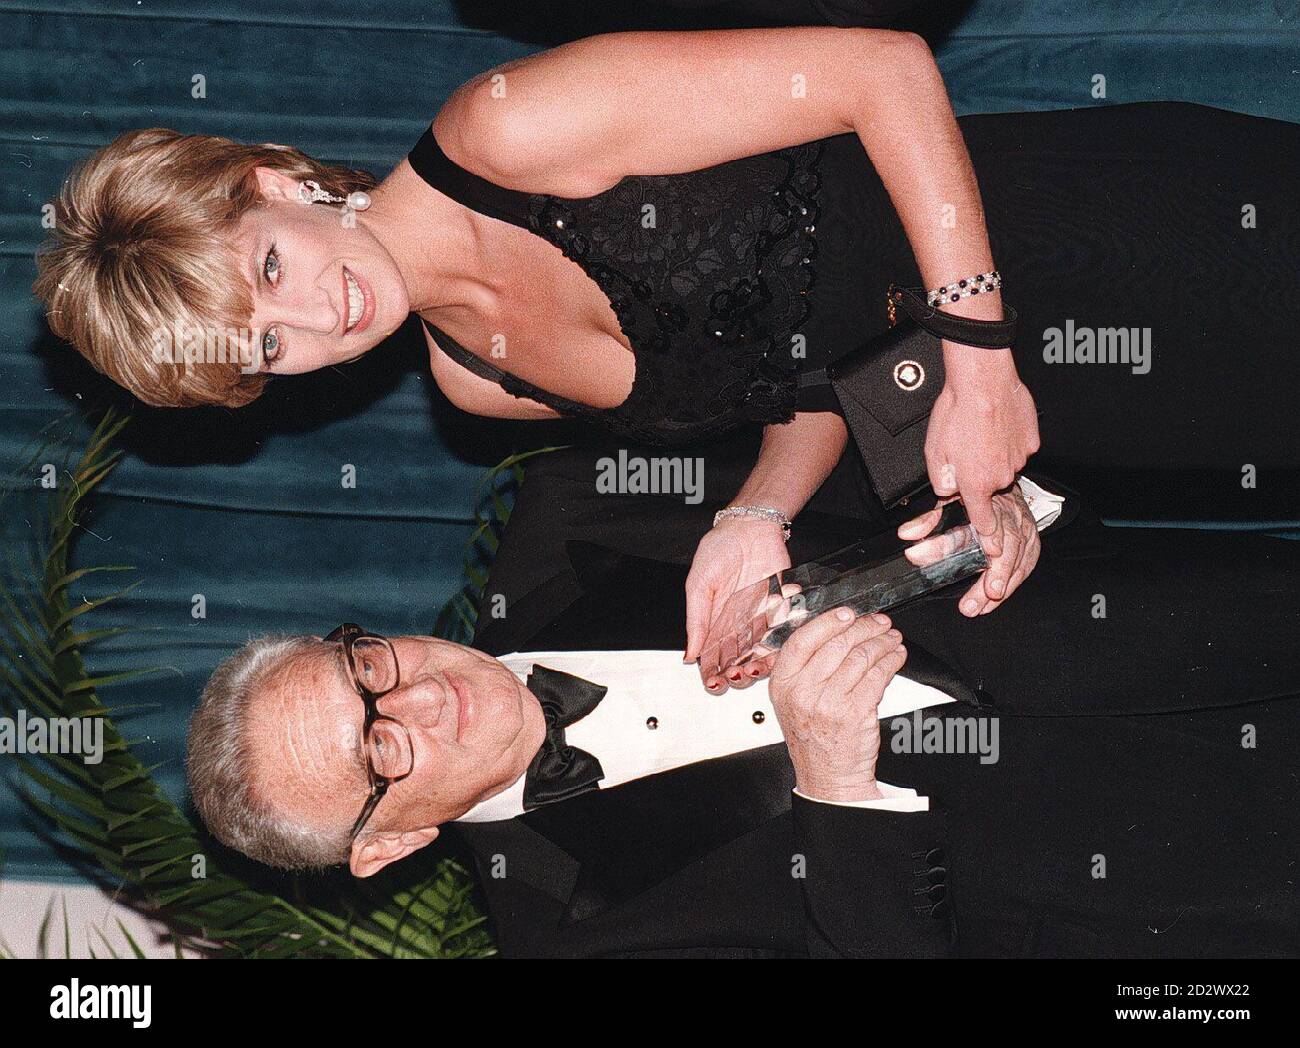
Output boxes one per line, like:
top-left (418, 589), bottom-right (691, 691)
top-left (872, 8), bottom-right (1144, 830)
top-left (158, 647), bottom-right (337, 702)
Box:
top-left (804, 285), bottom-right (1018, 508)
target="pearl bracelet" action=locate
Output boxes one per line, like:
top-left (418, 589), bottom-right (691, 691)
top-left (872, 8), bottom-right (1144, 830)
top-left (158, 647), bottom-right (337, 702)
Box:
top-left (926, 270), bottom-right (1002, 307)
top-left (713, 505), bottom-right (792, 541)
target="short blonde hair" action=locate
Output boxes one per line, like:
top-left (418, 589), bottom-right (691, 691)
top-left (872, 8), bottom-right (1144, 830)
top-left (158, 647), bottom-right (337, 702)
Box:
top-left (33, 128), bottom-right (376, 408)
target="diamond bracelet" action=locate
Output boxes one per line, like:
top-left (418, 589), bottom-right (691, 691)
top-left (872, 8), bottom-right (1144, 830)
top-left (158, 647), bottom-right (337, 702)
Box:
top-left (713, 505), bottom-right (792, 541)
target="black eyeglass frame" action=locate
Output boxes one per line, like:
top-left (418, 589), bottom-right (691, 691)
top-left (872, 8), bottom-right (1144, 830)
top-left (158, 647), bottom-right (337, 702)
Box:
top-left (326, 623), bottom-right (411, 841)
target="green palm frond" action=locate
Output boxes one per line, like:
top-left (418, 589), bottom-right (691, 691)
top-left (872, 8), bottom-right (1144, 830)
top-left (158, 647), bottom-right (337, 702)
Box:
top-left (1, 410), bottom-right (494, 958)
top-left (434, 446), bottom-right (561, 644)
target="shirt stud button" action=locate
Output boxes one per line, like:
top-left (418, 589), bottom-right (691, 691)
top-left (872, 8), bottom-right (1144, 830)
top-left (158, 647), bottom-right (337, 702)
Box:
top-left (752, 711), bottom-right (765, 724)
top-left (646, 716), bottom-right (658, 730)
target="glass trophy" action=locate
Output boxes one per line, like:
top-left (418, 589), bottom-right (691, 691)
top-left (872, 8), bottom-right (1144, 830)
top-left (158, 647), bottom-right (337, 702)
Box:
top-left (697, 499), bottom-right (988, 686)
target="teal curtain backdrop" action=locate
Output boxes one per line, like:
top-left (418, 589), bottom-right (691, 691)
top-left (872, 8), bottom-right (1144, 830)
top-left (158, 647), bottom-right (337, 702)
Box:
top-left (1, 1), bottom-right (1298, 881)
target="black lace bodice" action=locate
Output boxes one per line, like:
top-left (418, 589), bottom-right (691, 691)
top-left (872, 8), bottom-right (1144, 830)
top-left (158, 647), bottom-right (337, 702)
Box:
top-left (409, 127), bottom-right (873, 447)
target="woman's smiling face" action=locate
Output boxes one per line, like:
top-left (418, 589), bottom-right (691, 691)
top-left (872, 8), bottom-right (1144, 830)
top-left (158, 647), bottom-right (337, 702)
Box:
top-left (234, 167), bottom-right (411, 374)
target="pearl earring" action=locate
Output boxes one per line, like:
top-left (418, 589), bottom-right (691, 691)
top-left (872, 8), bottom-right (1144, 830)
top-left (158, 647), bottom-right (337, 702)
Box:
top-left (297, 180), bottom-right (372, 216)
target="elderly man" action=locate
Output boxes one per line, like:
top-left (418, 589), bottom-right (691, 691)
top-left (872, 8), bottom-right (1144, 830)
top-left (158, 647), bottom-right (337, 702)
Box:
top-left (190, 606), bottom-right (955, 951)
top-left (187, 461), bottom-right (1300, 958)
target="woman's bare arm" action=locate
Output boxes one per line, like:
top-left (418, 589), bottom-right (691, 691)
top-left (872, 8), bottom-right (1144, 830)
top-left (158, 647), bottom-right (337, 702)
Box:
top-left (438, 27), bottom-right (995, 300)
top-left (683, 411), bottom-right (847, 662)
top-left (733, 413), bottom-right (849, 523)
top-left (445, 29), bottom-right (924, 185)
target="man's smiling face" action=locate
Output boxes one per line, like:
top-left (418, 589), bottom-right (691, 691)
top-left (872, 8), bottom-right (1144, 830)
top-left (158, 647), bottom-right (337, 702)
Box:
top-left (246, 634), bottom-right (545, 877)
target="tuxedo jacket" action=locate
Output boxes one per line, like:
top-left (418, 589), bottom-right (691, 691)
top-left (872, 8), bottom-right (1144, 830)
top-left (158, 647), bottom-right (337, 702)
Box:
top-left (458, 465), bottom-right (1300, 957)
top-left (466, 543), bottom-right (956, 959)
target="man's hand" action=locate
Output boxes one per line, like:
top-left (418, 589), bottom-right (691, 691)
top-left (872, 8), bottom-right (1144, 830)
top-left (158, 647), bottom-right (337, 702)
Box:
top-left (925, 349), bottom-right (1040, 558)
top-left (897, 484), bottom-right (1041, 615)
top-left (768, 607), bottom-right (907, 802)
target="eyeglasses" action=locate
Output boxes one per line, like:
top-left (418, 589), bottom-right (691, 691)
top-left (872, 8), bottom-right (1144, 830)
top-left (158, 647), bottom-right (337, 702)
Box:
top-left (325, 623), bottom-right (414, 840)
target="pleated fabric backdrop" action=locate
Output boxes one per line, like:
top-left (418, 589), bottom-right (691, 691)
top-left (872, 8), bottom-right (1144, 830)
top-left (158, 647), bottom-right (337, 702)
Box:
top-left (1, 0), bottom-right (1296, 881)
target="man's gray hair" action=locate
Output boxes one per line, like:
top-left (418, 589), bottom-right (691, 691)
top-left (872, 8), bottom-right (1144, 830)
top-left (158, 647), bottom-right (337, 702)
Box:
top-left (186, 634), bottom-right (352, 871)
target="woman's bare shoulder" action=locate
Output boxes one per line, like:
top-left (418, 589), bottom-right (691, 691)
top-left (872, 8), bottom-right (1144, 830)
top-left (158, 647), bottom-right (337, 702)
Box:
top-left (428, 49), bottom-right (625, 198)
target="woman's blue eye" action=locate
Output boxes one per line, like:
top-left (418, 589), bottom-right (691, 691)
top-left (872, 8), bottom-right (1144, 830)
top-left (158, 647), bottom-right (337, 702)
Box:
top-left (260, 248), bottom-right (282, 364)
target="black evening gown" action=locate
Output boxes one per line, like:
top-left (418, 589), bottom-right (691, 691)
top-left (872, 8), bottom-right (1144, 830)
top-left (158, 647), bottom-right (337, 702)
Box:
top-left (410, 102), bottom-right (1300, 523)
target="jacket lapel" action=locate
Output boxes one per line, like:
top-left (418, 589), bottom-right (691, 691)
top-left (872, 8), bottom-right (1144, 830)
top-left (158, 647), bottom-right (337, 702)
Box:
top-left (521, 742), bottom-right (795, 924)
top-left (460, 813), bottom-right (581, 908)
top-left (472, 562), bottom-right (587, 657)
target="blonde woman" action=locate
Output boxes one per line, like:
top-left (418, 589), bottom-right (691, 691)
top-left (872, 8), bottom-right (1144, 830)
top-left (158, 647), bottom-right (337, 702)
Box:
top-left (34, 28), bottom-right (1041, 658)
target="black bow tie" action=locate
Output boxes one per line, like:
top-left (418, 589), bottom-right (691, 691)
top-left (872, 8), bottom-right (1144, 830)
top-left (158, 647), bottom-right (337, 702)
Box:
top-left (522, 665), bottom-right (608, 810)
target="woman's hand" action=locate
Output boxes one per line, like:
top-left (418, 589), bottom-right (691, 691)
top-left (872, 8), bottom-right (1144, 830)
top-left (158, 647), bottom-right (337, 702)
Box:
top-left (684, 518), bottom-right (791, 681)
top-left (897, 485), bottom-right (1041, 616)
top-left (683, 414), bottom-right (847, 688)
top-left (925, 347), bottom-right (1040, 582)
